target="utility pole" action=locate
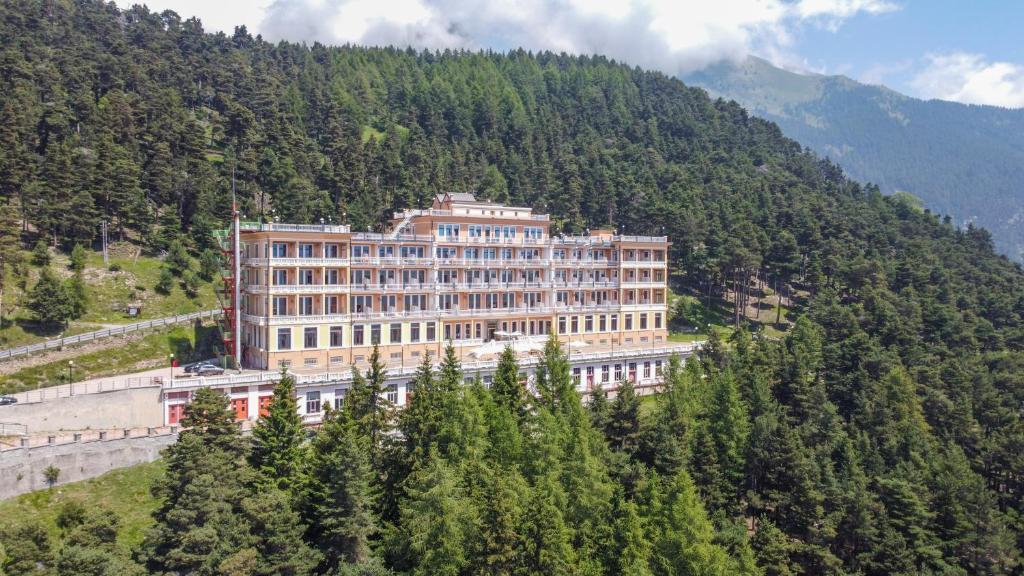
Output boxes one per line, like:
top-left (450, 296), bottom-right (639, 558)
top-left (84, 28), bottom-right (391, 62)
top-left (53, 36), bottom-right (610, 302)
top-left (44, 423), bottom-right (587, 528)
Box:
top-left (232, 168), bottom-right (242, 371)
top-left (101, 220), bottom-right (109, 266)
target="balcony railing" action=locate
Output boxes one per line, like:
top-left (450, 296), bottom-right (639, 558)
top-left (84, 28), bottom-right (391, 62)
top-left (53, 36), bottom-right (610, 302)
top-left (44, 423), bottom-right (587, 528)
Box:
top-left (246, 257), bottom-right (350, 267)
top-left (242, 302), bottom-right (636, 326)
top-left (239, 222), bottom-right (351, 234)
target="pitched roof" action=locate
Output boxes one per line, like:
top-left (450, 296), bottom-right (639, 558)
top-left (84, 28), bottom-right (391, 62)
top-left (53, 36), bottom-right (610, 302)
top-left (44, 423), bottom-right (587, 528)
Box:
top-left (436, 192), bottom-right (477, 203)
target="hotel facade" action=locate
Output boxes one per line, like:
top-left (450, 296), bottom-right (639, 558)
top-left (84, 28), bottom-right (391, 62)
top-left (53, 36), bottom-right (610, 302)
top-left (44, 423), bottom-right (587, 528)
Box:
top-left (162, 193), bottom-right (698, 425)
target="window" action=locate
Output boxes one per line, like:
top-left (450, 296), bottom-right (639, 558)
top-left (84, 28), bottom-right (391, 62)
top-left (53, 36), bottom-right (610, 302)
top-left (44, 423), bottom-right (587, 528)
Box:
top-left (401, 245), bottom-right (424, 258)
top-left (273, 297), bottom-right (288, 316)
top-left (410, 323), bottom-right (421, 343)
top-left (654, 313), bottom-right (663, 329)
top-left (585, 316), bottom-right (594, 332)
top-left (333, 389), bottom-right (346, 410)
top-left (640, 313), bottom-right (648, 330)
top-left (602, 365), bottom-right (610, 383)
top-left (390, 323), bottom-right (402, 343)
top-left (298, 297), bottom-right (314, 316)
top-left (599, 315), bottom-right (607, 332)
top-left (304, 358), bottom-right (318, 367)
top-left (437, 224), bottom-right (460, 237)
top-left (643, 361), bottom-right (651, 379)
top-left (298, 269), bottom-right (314, 285)
top-left (273, 270), bottom-right (288, 285)
top-left (655, 360), bottom-right (663, 376)
top-left (351, 295), bottom-right (372, 314)
top-left (571, 316), bottom-right (579, 333)
top-left (325, 296), bottom-right (340, 314)
top-left (572, 367), bottom-right (581, 385)
top-left (272, 243), bottom-right (288, 257)
top-left (325, 269), bottom-right (340, 284)
top-left (298, 243), bottom-right (314, 258)
top-left (611, 314), bottom-right (619, 331)
top-left (305, 391), bottom-right (321, 414)
top-left (330, 356), bottom-right (343, 366)
top-left (625, 314), bottom-right (633, 330)
top-left (351, 245), bottom-right (371, 258)
top-left (304, 327), bottom-right (317, 349)
top-left (353, 325), bottom-right (364, 346)
top-left (386, 384), bottom-right (398, 404)
top-left (370, 324), bottom-right (381, 345)
top-left (325, 244), bottom-right (340, 258)
top-left (426, 322), bottom-right (436, 341)
top-left (277, 328), bottom-right (291, 350)
top-left (615, 364), bottom-right (623, 381)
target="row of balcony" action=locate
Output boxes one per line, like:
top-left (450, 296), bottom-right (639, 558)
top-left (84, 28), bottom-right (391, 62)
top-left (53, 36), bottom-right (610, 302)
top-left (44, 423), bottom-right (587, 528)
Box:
top-left (244, 257), bottom-right (666, 268)
top-left (242, 302), bottom-right (664, 326)
top-left (245, 279), bottom-right (665, 294)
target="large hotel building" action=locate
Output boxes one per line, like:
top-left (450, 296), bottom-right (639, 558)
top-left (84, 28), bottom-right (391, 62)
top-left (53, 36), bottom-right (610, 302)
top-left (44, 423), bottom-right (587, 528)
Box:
top-left (163, 193), bottom-right (698, 424)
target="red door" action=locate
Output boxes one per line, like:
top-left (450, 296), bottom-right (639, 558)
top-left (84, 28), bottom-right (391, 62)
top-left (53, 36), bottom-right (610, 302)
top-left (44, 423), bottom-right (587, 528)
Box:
top-left (258, 395), bottom-right (273, 417)
top-left (167, 404), bottom-right (186, 425)
top-left (231, 397), bottom-right (249, 421)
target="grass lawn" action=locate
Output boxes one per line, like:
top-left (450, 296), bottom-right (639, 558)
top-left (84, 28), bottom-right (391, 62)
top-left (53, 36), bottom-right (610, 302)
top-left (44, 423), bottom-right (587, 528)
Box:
top-left (0, 244), bottom-right (218, 349)
top-left (0, 324), bottom-right (219, 395)
top-left (639, 393), bottom-right (660, 418)
top-left (0, 461), bottom-right (163, 550)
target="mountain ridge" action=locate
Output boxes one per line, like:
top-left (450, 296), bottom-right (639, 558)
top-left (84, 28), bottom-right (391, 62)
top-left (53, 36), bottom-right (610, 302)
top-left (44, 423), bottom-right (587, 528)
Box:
top-left (685, 56), bottom-right (1024, 261)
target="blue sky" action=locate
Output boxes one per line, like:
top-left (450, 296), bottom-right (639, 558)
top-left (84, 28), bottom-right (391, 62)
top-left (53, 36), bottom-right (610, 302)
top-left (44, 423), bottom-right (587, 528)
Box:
top-left (115, 0), bottom-right (1024, 107)
top-left (791, 0), bottom-right (1024, 103)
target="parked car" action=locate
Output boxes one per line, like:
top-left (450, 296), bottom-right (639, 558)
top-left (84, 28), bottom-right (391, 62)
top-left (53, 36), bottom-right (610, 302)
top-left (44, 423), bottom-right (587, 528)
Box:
top-left (192, 363), bottom-right (225, 377)
top-left (0, 395), bottom-right (17, 406)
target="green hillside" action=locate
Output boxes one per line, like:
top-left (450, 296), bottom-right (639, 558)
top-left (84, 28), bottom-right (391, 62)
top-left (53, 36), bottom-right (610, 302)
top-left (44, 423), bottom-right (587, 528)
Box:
top-left (0, 1), bottom-right (1022, 574)
top-left (0, 244), bottom-right (219, 349)
top-left (685, 56), bottom-right (1024, 261)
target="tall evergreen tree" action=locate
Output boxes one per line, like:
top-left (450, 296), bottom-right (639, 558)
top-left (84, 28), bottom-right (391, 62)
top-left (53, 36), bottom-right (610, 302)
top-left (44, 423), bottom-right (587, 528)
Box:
top-left (249, 371), bottom-right (305, 490)
top-left (299, 401), bottom-right (376, 570)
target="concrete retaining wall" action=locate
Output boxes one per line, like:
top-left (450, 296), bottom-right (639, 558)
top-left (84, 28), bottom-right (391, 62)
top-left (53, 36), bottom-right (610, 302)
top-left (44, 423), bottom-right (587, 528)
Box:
top-left (0, 386), bottom-right (163, 433)
top-left (0, 432), bottom-right (175, 500)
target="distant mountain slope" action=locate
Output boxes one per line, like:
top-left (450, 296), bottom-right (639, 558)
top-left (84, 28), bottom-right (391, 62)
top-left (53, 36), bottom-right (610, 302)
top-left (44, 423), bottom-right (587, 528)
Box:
top-left (685, 56), bottom-right (1024, 261)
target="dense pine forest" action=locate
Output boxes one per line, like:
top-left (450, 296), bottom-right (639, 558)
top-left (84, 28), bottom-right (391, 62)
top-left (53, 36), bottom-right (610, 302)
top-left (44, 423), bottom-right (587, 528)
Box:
top-left (1, 1), bottom-right (1023, 575)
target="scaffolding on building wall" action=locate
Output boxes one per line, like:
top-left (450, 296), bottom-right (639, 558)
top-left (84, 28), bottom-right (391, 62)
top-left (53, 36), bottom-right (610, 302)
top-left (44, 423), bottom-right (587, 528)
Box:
top-left (213, 207), bottom-right (243, 369)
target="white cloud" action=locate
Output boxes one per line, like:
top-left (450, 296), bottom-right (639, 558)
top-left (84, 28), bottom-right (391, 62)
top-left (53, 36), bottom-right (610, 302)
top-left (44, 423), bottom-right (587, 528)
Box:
top-left (115, 0), bottom-right (897, 76)
top-left (911, 52), bottom-right (1024, 108)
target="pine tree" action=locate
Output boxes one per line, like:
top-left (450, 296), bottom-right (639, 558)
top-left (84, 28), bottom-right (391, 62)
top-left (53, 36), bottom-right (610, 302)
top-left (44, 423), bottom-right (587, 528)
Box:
top-left (611, 497), bottom-right (653, 576)
top-left (587, 384), bottom-right (611, 437)
top-left (299, 402), bottom-right (377, 570)
top-left (64, 272), bottom-right (87, 320)
top-left (651, 469), bottom-right (737, 576)
top-left (69, 244), bottom-right (86, 272)
top-left (31, 238), bottom-right (50, 267)
top-left (249, 371), bottom-right (305, 491)
top-left (0, 521), bottom-right (53, 576)
top-left (155, 266), bottom-right (174, 294)
top-left (141, 389), bottom-right (253, 574)
top-left (27, 267), bottom-right (72, 326)
top-left (606, 378), bottom-right (642, 457)
top-left (472, 467), bottom-right (528, 575)
top-left (348, 344), bottom-right (392, 463)
top-left (705, 370), bottom-right (750, 509)
top-left (238, 487), bottom-right (320, 576)
top-left (490, 345), bottom-right (524, 417)
top-left (751, 517), bottom-right (799, 576)
top-left (397, 455), bottom-right (477, 576)
top-left (521, 472), bottom-right (575, 576)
